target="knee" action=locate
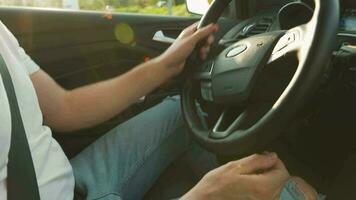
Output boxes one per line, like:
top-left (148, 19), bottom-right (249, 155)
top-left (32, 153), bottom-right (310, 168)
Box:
top-left (117, 95), bottom-right (187, 141)
top-left (154, 96), bottom-right (191, 140)
top-left (159, 96), bottom-right (184, 126)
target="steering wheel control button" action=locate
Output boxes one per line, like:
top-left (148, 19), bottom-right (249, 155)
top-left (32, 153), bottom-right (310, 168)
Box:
top-left (226, 44), bottom-right (247, 58)
top-left (196, 61), bottom-right (215, 80)
top-left (201, 60), bottom-right (214, 73)
top-left (272, 32), bottom-right (296, 54)
top-left (201, 82), bottom-right (213, 102)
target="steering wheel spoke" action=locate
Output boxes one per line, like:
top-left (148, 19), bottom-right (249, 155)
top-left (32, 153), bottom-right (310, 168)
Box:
top-left (210, 109), bottom-right (236, 139)
top-left (193, 60), bottom-right (214, 80)
top-left (210, 102), bottom-right (272, 139)
top-left (268, 23), bottom-right (311, 64)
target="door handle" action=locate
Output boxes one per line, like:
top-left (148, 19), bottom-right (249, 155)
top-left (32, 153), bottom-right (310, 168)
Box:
top-left (152, 30), bottom-right (176, 44)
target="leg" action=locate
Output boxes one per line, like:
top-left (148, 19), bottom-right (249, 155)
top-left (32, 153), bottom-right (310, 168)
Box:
top-left (71, 96), bottom-right (190, 200)
top-left (280, 179), bottom-right (326, 200)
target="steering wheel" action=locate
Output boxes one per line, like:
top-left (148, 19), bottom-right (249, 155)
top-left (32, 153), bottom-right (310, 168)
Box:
top-left (181, 0), bottom-right (340, 156)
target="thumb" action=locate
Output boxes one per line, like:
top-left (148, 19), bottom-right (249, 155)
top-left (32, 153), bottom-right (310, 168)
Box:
top-left (191, 24), bottom-right (218, 43)
top-left (233, 152), bottom-right (278, 175)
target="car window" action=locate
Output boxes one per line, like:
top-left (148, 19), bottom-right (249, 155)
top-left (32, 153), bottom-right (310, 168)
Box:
top-left (0, 0), bottom-right (192, 17)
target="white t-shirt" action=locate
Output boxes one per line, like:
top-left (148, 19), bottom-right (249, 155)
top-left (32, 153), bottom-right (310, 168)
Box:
top-left (0, 21), bottom-right (74, 200)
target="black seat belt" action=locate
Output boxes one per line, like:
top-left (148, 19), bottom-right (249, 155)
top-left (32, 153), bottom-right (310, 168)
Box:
top-left (0, 54), bottom-right (41, 200)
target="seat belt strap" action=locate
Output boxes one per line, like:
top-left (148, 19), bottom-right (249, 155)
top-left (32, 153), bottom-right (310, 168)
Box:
top-left (0, 54), bottom-right (41, 200)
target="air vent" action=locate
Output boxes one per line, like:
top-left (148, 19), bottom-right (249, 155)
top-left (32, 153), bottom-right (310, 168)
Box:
top-left (220, 18), bottom-right (273, 46)
top-left (245, 23), bottom-right (270, 36)
top-left (242, 18), bottom-right (272, 37)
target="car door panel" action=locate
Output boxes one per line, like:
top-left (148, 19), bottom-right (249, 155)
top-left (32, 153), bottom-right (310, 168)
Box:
top-left (0, 8), bottom-right (197, 87)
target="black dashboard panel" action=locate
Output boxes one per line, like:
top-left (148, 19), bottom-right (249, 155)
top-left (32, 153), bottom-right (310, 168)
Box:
top-left (253, 0), bottom-right (354, 12)
top-left (278, 2), bottom-right (313, 30)
top-left (340, 15), bottom-right (356, 33)
top-left (254, 0), bottom-right (296, 12)
top-left (340, 1), bottom-right (356, 33)
top-left (252, 0), bottom-right (353, 30)
top-left (341, 0), bottom-right (356, 9)
top-left (250, 0), bottom-right (297, 14)
top-left (225, 0), bottom-right (355, 47)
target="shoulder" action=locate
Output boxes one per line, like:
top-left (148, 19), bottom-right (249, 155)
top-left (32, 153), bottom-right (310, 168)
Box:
top-left (0, 21), bottom-right (40, 75)
top-left (0, 21), bottom-right (20, 48)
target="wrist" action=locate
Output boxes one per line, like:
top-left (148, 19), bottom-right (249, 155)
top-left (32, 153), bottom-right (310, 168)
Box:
top-left (154, 54), bottom-right (181, 78)
top-left (181, 189), bottom-right (207, 200)
top-left (181, 185), bottom-right (215, 200)
top-left (157, 56), bottom-right (176, 79)
top-left (141, 56), bottom-right (175, 86)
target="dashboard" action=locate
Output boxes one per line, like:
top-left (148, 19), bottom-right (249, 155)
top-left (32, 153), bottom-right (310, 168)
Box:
top-left (220, 0), bottom-right (356, 49)
top-left (340, 8), bottom-right (356, 33)
top-left (341, 0), bottom-right (355, 10)
top-left (256, 0), bottom-right (356, 33)
top-left (253, 0), bottom-right (296, 13)
top-left (254, 0), bottom-right (355, 11)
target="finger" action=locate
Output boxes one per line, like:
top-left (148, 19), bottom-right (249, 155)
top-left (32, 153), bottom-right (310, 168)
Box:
top-left (179, 23), bottom-right (198, 38)
top-left (201, 35), bottom-right (215, 50)
top-left (200, 35), bottom-right (214, 60)
top-left (186, 22), bottom-right (198, 33)
top-left (228, 152), bottom-right (278, 175)
top-left (200, 46), bottom-right (210, 60)
top-left (206, 35), bottom-right (215, 46)
top-left (191, 24), bottom-right (219, 43)
top-left (250, 157), bottom-right (290, 182)
top-left (199, 47), bottom-right (208, 60)
top-left (269, 156), bottom-right (288, 172)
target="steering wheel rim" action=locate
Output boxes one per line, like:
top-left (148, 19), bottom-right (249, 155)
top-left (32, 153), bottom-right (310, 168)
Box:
top-left (181, 0), bottom-right (340, 156)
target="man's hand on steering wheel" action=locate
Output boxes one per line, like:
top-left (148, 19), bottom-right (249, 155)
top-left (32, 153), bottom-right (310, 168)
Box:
top-left (158, 23), bottom-right (218, 77)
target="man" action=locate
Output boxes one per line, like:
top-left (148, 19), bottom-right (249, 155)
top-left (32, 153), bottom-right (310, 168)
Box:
top-left (0, 19), bottom-right (318, 200)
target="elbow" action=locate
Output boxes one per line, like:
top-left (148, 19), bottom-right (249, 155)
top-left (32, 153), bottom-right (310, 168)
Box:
top-left (43, 91), bottom-right (77, 133)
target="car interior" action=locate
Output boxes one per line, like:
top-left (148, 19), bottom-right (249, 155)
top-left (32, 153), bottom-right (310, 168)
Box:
top-left (1, 0), bottom-right (356, 199)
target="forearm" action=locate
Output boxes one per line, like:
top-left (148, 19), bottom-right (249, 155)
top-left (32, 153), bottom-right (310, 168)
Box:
top-left (56, 57), bottom-right (172, 132)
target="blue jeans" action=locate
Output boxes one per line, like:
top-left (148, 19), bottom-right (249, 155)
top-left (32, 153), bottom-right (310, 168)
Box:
top-left (71, 96), bottom-right (189, 200)
top-left (70, 96), bottom-right (321, 200)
